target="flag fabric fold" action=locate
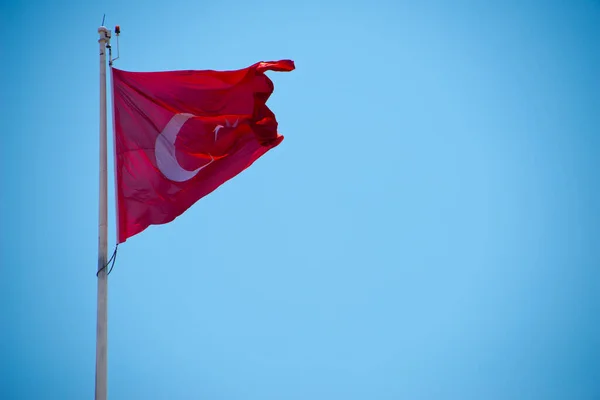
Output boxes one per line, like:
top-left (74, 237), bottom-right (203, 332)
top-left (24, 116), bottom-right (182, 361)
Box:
top-left (111, 60), bottom-right (294, 243)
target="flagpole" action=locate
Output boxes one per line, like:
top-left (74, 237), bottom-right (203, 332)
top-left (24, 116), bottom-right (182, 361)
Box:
top-left (96, 25), bottom-right (110, 400)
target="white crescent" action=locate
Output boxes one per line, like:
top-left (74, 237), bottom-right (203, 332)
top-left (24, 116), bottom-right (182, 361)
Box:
top-left (155, 113), bottom-right (214, 182)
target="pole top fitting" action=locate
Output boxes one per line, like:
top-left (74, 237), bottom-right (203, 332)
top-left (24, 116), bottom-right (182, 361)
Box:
top-left (98, 26), bottom-right (111, 43)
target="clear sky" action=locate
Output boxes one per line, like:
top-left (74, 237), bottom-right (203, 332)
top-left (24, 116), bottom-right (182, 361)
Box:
top-left (2, 0), bottom-right (599, 399)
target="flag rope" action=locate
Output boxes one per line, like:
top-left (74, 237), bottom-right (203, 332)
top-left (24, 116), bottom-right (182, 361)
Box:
top-left (96, 244), bottom-right (118, 277)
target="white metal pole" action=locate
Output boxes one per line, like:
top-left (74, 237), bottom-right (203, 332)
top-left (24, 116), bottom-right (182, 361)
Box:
top-left (96, 25), bottom-right (110, 400)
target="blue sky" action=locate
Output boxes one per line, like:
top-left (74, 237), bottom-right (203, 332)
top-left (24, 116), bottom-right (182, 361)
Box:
top-left (2, 0), bottom-right (599, 399)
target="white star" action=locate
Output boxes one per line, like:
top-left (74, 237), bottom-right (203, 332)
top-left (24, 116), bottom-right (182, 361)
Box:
top-left (213, 118), bottom-right (239, 142)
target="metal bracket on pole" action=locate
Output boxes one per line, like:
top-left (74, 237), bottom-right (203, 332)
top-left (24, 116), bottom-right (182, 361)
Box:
top-left (109, 25), bottom-right (121, 66)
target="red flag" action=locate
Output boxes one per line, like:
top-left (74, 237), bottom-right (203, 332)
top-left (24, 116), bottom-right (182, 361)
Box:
top-left (111, 60), bottom-right (294, 243)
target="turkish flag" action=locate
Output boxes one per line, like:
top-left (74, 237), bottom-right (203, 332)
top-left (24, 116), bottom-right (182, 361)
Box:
top-left (111, 60), bottom-right (294, 243)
